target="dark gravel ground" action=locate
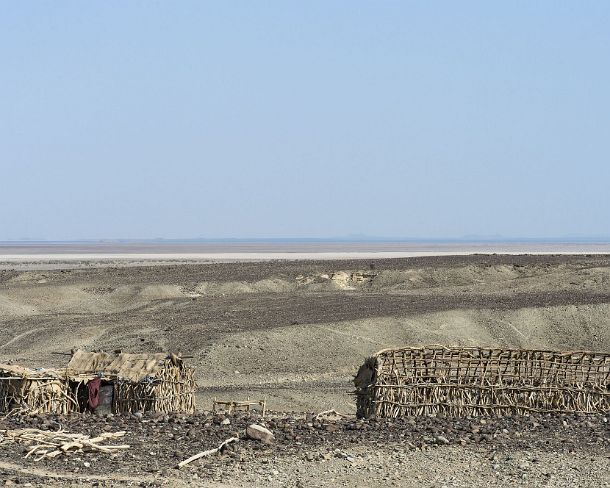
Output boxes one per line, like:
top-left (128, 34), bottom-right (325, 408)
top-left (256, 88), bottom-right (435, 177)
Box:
top-left (1, 411), bottom-right (608, 486)
top-left (3, 254), bottom-right (610, 286)
top-left (1, 256), bottom-right (609, 485)
top-left (3, 255), bottom-right (610, 374)
top-left (4, 259), bottom-right (610, 346)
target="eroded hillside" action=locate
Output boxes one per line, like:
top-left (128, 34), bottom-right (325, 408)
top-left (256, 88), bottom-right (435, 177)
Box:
top-left (1, 255), bottom-right (609, 411)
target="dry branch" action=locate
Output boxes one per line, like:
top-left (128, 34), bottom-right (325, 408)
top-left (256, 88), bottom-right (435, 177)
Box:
top-left (315, 409), bottom-right (353, 419)
top-left (177, 437), bottom-right (238, 468)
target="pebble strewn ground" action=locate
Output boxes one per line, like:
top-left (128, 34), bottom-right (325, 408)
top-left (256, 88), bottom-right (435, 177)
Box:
top-left (1, 411), bottom-right (608, 487)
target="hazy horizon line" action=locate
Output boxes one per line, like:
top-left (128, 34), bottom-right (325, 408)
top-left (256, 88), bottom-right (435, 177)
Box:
top-left (2, 235), bottom-right (610, 245)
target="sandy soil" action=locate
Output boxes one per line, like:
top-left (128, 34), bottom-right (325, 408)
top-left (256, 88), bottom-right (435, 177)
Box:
top-left (1, 254), bottom-right (609, 486)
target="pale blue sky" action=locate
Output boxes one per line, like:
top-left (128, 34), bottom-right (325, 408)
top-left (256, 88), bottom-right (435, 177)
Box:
top-left (2, 1), bottom-right (609, 240)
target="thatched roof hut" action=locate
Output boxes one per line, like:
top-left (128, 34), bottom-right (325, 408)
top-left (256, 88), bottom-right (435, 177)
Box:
top-left (354, 345), bottom-right (610, 418)
top-left (0, 364), bottom-right (75, 415)
top-left (66, 350), bottom-right (196, 414)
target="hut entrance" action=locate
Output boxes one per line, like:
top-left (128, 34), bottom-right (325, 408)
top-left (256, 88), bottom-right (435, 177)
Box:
top-left (72, 376), bottom-right (114, 415)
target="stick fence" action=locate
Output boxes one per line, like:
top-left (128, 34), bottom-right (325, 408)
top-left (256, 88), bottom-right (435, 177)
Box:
top-left (354, 346), bottom-right (610, 418)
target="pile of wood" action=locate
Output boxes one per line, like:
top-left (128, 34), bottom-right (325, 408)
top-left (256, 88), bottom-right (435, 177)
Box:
top-left (354, 345), bottom-right (610, 418)
top-left (0, 428), bottom-right (129, 461)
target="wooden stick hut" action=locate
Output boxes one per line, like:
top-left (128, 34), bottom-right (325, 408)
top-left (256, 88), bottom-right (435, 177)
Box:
top-left (0, 364), bottom-right (76, 415)
top-left (354, 345), bottom-right (610, 418)
top-left (66, 350), bottom-right (196, 414)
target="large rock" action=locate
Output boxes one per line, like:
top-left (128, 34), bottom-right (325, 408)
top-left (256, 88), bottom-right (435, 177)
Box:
top-left (246, 424), bottom-right (274, 444)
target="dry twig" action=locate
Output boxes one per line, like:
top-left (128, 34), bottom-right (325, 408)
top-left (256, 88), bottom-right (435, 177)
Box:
top-left (315, 409), bottom-right (352, 419)
top-left (177, 437), bottom-right (238, 468)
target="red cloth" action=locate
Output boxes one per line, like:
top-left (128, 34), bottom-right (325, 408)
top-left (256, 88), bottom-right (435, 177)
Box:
top-left (88, 377), bottom-right (102, 410)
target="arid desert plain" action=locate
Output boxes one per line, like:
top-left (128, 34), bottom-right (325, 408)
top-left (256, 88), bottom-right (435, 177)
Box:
top-left (1, 251), bottom-right (609, 486)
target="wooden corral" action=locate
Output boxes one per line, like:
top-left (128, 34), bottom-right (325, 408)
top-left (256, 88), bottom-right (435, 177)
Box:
top-left (0, 364), bottom-right (76, 415)
top-left (213, 398), bottom-right (266, 416)
top-left (66, 350), bottom-right (196, 414)
top-left (354, 345), bottom-right (610, 418)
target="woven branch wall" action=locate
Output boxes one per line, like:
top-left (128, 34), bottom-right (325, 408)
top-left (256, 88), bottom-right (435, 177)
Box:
top-left (354, 346), bottom-right (610, 418)
top-left (113, 364), bottom-right (196, 414)
top-left (0, 376), bottom-right (75, 415)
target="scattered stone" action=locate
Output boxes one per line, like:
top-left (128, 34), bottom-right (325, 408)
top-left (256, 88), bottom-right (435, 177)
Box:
top-left (246, 424), bottom-right (274, 444)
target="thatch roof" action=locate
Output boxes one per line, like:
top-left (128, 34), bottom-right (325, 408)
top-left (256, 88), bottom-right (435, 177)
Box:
top-left (0, 363), bottom-right (62, 380)
top-left (66, 350), bottom-right (182, 382)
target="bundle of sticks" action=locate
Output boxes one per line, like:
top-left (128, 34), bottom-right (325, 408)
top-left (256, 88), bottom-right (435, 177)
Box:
top-left (0, 428), bottom-right (129, 461)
